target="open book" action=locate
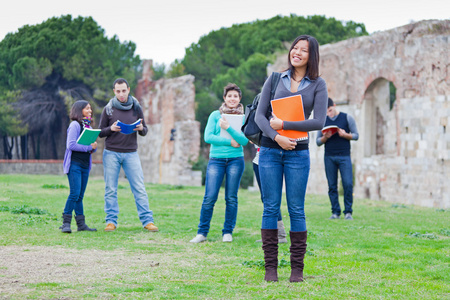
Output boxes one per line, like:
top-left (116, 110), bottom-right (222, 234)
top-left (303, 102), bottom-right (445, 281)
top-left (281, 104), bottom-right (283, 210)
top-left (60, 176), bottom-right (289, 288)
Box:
top-left (270, 95), bottom-right (308, 141)
top-left (117, 119), bottom-right (141, 135)
top-left (77, 128), bottom-right (101, 145)
top-left (220, 114), bottom-right (244, 139)
top-left (321, 125), bottom-right (339, 135)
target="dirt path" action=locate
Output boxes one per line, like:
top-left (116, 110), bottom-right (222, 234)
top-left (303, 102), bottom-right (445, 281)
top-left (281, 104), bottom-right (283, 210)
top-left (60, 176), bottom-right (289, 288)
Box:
top-left (0, 246), bottom-right (161, 298)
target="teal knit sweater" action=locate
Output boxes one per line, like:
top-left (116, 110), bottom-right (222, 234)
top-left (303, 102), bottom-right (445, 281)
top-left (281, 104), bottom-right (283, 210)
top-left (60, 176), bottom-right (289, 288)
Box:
top-left (204, 110), bottom-right (248, 158)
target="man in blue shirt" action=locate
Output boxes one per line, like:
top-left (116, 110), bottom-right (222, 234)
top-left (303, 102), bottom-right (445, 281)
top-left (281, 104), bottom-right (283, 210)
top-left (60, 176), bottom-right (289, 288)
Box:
top-left (317, 98), bottom-right (359, 220)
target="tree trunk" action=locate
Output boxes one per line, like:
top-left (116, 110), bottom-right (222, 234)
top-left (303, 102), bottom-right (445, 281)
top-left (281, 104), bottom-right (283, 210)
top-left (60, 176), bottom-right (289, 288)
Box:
top-left (36, 135), bottom-right (41, 159)
top-left (3, 136), bottom-right (13, 159)
top-left (14, 137), bottom-right (20, 159)
top-left (21, 135), bottom-right (29, 159)
top-left (51, 132), bottom-right (57, 159)
top-left (30, 134), bottom-right (36, 159)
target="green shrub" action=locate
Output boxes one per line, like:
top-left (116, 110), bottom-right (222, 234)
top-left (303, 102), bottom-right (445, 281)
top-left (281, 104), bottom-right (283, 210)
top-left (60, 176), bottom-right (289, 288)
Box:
top-left (192, 155), bottom-right (208, 185)
top-left (42, 184), bottom-right (68, 189)
top-left (10, 205), bottom-right (48, 215)
top-left (240, 161), bottom-right (254, 189)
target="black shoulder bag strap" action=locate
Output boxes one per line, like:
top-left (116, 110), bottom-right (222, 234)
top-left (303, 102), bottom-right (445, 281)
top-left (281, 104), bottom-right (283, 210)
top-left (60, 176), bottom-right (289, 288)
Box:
top-left (267, 72), bottom-right (281, 117)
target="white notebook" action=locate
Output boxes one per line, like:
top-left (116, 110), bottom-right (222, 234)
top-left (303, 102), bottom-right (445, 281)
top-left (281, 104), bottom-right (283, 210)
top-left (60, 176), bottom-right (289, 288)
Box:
top-left (219, 114), bottom-right (244, 139)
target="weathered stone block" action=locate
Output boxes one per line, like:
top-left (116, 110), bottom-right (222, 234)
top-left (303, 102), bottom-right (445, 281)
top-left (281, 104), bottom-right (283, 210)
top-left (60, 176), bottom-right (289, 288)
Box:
top-left (135, 61), bottom-right (201, 186)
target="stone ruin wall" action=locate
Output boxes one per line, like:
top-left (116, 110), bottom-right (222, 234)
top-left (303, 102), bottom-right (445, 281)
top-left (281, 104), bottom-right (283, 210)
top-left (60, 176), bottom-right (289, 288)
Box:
top-left (135, 60), bottom-right (202, 186)
top-left (268, 19), bottom-right (449, 208)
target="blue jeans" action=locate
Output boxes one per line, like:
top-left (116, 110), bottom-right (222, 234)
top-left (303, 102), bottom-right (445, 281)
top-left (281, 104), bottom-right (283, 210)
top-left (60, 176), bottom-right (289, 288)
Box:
top-left (259, 147), bottom-right (310, 232)
top-left (64, 161), bottom-right (89, 215)
top-left (253, 163), bottom-right (283, 221)
top-left (324, 155), bottom-right (353, 215)
top-left (103, 149), bottom-right (154, 227)
top-left (197, 157), bottom-right (244, 236)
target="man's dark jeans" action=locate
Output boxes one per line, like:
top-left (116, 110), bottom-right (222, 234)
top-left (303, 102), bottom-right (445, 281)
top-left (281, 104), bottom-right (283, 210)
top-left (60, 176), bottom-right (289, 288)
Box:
top-left (324, 155), bottom-right (353, 215)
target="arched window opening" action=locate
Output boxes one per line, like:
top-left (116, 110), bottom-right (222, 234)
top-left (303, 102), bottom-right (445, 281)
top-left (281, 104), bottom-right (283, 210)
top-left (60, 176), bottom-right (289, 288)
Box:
top-left (363, 78), bottom-right (397, 157)
top-left (389, 82), bottom-right (397, 111)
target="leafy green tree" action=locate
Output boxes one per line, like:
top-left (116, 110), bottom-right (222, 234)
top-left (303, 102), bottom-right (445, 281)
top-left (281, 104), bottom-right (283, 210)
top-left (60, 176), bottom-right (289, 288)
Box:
top-left (195, 91), bottom-right (222, 142)
top-left (0, 91), bottom-right (27, 158)
top-left (0, 15), bottom-right (141, 159)
top-left (183, 14), bottom-right (367, 95)
top-left (10, 57), bottom-right (52, 89)
top-left (166, 59), bottom-right (186, 79)
top-left (151, 62), bottom-right (166, 81)
top-left (211, 53), bottom-right (273, 104)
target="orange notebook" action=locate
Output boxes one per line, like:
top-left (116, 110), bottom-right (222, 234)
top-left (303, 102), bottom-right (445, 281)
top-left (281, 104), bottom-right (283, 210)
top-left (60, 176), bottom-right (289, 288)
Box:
top-left (270, 95), bottom-right (308, 141)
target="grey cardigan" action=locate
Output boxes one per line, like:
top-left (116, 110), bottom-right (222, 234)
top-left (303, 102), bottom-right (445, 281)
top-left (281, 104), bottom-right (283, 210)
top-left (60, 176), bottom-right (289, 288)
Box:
top-left (255, 73), bottom-right (328, 145)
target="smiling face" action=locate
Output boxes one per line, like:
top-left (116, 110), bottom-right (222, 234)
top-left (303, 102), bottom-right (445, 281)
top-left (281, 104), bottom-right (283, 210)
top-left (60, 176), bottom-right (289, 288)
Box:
top-left (113, 82), bottom-right (130, 103)
top-left (82, 104), bottom-right (92, 119)
top-left (223, 90), bottom-right (241, 109)
top-left (290, 40), bottom-right (309, 70)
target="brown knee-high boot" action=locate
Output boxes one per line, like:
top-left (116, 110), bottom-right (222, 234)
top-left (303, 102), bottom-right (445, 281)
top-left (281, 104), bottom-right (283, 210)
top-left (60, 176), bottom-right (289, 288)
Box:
top-left (289, 230), bottom-right (307, 282)
top-left (261, 229), bottom-right (278, 282)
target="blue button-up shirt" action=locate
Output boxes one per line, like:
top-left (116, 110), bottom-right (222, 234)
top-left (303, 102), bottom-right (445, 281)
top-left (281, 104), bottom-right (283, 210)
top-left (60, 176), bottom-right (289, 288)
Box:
top-left (280, 70), bottom-right (311, 91)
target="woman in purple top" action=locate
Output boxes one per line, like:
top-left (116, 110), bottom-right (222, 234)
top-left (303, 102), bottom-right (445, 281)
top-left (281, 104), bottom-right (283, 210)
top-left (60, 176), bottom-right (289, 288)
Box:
top-left (60, 100), bottom-right (97, 233)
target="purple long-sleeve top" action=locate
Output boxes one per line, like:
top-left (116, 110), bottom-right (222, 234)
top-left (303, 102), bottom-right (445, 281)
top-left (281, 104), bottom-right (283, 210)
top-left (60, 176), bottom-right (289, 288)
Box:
top-left (63, 121), bottom-right (96, 174)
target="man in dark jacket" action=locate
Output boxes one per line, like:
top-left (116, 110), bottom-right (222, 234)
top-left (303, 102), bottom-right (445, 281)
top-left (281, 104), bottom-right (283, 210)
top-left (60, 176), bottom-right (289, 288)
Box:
top-left (99, 78), bottom-right (158, 232)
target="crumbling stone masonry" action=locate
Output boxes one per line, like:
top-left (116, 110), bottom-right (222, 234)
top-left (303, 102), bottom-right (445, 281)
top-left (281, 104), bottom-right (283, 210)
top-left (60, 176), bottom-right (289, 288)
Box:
top-left (269, 19), bottom-right (449, 208)
top-left (135, 60), bottom-right (201, 186)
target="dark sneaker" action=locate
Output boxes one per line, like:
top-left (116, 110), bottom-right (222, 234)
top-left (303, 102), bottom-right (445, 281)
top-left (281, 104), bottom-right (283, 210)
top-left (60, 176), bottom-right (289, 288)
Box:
top-left (329, 214), bottom-right (340, 219)
top-left (345, 213), bottom-right (353, 220)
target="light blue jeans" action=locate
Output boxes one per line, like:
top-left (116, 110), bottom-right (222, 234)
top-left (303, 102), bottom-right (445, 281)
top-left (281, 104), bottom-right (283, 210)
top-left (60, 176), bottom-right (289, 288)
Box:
top-left (103, 149), bottom-right (154, 227)
top-left (197, 157), bottom-right (245, 237)
top-left (259, 147), bottom-right (310, 232)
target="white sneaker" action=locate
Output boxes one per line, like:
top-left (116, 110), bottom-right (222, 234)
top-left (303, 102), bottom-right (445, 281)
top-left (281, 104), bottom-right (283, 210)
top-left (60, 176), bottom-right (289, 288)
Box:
top-left (222, 233), bottom-right (233, 242)
top-left (190, 234), bottom-right (206, 243)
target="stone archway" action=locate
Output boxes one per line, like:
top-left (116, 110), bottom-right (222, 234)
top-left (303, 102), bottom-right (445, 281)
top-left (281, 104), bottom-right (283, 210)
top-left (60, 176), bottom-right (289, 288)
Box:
top-left (134, 60), bottom-right (202, 186)
top-left (362, 78), bottom-right (397, 157)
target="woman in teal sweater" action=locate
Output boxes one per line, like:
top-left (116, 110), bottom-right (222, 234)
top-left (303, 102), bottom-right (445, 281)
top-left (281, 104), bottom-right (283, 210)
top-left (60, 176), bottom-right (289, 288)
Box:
top-left (190, 83), bottom-right (248, 243)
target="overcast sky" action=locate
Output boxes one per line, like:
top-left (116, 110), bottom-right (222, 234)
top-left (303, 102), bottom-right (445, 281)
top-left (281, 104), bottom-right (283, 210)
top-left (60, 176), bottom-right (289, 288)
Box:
top-left (1, 0), bottom-right (447, 66)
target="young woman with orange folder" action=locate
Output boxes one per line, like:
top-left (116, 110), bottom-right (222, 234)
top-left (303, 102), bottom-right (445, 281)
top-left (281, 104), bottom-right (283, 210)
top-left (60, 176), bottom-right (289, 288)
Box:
top-left (255, 35), bottom-right (328, 282)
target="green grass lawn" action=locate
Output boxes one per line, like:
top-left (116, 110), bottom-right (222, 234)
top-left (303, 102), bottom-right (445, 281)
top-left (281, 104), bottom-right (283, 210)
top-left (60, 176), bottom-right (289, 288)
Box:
top-left (0, 174), bottom-right (449, 299)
